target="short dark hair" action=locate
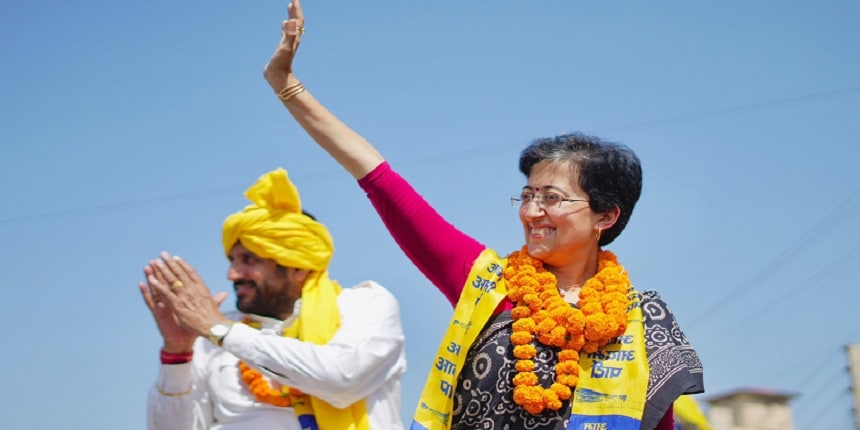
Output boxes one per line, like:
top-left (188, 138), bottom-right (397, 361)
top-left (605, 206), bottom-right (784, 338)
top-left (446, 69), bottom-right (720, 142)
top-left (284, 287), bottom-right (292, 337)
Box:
top-left (518, 132), bottom-right (642, 246)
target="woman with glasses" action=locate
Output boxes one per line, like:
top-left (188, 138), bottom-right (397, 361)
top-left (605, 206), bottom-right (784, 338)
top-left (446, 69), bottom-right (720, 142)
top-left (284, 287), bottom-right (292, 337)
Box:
top-left (262, 2), bottom-right (703, 429)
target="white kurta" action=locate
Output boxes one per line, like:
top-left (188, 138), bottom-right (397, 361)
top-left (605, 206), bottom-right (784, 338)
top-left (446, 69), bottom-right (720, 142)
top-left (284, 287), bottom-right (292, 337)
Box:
top-left (147, 280), bottom-right (407, 429)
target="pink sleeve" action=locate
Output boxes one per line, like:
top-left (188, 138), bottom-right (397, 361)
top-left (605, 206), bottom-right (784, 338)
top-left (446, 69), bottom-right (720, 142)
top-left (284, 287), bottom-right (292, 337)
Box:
top-left (358, 162), bottom-right (485, 306)
top-left (655, 405), bottom-right (674, 430)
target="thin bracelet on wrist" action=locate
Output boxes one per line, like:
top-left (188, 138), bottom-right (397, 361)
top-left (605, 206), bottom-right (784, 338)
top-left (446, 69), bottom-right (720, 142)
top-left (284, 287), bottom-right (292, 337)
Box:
top-left (278, 81), bottom-right (306, 101)
top-left (156, 384), bottom-right (193, 397)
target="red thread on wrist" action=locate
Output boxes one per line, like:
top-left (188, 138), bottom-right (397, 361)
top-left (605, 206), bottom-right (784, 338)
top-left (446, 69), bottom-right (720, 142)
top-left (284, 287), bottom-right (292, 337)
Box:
top-left (160, 349), bottom-right (193, 365)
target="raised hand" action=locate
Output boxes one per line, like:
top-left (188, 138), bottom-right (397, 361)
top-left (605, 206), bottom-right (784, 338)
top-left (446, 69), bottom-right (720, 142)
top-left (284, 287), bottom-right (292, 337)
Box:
top-left (141, 252), bottom-right (229, 350)
top-left (264, 0), bottom-right (305, 93)
top-left (139, 263), bottom-right (199, 353)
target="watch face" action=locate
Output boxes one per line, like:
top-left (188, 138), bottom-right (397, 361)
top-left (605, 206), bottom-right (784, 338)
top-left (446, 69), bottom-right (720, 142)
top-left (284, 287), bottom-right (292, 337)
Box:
top-left (212, 324), bottom-right (230, 336)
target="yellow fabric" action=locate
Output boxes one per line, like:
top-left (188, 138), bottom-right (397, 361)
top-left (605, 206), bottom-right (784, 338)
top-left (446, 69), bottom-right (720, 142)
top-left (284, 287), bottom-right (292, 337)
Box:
top-left (673, 395), bottom-right (712, 430)
top-left (412, 249), bottom-right (649, 429)
top-left (223, 168), bottom-right (369, 430)
top-left (411, 249), bottom-right (509, 429)
top-left (568, 289), bottom-right (649, 427)
top-left (223, 167), bottom-right (334, 271)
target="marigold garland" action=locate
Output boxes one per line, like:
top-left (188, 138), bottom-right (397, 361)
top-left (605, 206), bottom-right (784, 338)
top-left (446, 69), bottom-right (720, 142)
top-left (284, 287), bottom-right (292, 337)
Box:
top-left (238, 317), bottom-right (305, 407)
top-left (504, 246), bottom-right (631, 415)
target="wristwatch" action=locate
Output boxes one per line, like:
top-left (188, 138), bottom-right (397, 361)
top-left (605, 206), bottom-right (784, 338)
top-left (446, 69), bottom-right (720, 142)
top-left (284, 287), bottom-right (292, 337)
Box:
top-left (208, 321), bottom-right (234, 347)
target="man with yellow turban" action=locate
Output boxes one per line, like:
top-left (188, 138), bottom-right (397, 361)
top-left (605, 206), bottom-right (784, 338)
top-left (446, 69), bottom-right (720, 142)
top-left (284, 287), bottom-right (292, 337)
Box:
top-left (139, 168), bottom-right (407, 430)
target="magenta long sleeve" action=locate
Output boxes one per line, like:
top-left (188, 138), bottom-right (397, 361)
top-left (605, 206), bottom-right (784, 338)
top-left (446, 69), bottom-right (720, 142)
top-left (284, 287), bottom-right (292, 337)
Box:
top-left (358, 163), bottom-right (675, 428)
top-left (357, 162), bottom-right (485, 306)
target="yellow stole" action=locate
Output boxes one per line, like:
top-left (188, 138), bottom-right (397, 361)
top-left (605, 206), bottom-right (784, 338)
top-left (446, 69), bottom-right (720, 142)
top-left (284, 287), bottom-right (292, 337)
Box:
top-left (298, 271), bottom-right (371, 430)
top-left (247, 270), bottom-right (371, 430)
top-left (410, 249), bottom-right (649, 430)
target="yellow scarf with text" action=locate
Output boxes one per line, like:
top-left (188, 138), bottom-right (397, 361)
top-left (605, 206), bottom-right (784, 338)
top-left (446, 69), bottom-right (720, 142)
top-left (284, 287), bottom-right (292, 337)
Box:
top-left (410, 249), bottom-right (649, 430)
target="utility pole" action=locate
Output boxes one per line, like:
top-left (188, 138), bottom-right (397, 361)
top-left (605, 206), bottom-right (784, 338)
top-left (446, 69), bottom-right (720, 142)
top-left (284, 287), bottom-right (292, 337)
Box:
top-left (847, 343), bottom-right (860, 430)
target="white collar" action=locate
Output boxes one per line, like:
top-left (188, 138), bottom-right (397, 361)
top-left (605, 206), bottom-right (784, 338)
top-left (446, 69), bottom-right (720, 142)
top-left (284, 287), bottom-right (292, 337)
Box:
top-left (244, 298), bottom-right (302, 333)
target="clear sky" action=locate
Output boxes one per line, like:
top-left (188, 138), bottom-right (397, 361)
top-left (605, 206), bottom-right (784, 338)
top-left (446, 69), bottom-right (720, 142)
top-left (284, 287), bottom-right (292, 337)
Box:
top-left (2, 1), bottom-right (859, 428)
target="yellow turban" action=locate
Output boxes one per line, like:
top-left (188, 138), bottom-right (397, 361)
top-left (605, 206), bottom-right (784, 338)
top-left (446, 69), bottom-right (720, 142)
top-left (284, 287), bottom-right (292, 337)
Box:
top-left (222, 168), bottom-right (334, 270)
top-left (221, 168), bottom-right (370, 430)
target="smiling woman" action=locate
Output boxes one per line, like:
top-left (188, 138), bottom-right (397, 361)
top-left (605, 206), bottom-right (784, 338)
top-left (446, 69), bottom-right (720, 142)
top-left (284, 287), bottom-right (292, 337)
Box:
top-left (259, 1), bottom-right (704, 429)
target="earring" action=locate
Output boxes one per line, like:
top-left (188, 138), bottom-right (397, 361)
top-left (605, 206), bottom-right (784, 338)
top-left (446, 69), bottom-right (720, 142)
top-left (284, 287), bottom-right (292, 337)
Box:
top-left (596, 227), bottom-right (602, 242)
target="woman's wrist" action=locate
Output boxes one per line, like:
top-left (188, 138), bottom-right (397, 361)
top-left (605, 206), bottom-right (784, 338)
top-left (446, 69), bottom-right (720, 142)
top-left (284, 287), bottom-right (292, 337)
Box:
top-left (264, 70), bottom-right (298, 94)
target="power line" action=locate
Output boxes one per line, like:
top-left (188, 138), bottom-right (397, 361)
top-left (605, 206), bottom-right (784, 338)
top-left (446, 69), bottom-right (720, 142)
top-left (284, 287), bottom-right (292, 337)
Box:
top-left (597, 86), bottom-right (860, 133)
top-left (687, 186), bottom-right (860, 329)
top-left (772, 345), bottom-right (844, 391)
top-left (3, 86), bottom-right (858, 225)
top-left (796, 383), bottom-right (853, 430)
top-left (705, 244), bottom-right (860, 349)
top-left (0, 185), bottom-right (240, 225)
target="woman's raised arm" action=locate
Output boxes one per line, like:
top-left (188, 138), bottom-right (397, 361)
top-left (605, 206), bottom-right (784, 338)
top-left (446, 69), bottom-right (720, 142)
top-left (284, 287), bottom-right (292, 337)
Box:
top-left (263, 0), bottom-right (384, 179)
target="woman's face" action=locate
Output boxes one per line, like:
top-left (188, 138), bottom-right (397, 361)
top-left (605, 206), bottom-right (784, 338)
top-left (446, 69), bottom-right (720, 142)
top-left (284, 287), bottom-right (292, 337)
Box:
top-left (518, 160), bottom-right (602, 268)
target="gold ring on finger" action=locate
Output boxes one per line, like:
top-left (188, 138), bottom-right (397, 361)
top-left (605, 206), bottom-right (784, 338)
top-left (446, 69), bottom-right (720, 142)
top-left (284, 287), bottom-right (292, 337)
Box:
top-left (296, 26), bottom-right (305, 34)
top-left (171, 280), bottom-right (184, 291)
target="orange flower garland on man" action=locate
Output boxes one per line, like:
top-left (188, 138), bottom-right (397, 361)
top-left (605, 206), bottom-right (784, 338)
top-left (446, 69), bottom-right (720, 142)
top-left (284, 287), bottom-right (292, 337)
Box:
top-left (138, 168), bottom-right (407, 430)
top-left (261, 2), bottom-right (703, 429)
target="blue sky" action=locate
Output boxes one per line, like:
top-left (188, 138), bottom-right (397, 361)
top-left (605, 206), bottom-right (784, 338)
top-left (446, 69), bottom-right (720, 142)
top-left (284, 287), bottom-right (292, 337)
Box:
top-left (2, 1), bottom-right (859, 428)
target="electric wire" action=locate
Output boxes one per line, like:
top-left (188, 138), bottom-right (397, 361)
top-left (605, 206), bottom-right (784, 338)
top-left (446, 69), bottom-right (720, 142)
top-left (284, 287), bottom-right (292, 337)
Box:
top-left (775, 345), bottom-right (844, 393)
top-left (793, 358), bottom-right (852, 429)
top-left (687, 186), bottom-right (860, 329)
top-left (706, 244), bottom-right (860, 351)
top-left (796, 383), bottom-right (853, 430)
top-left (2, 86), bottom-right (858, 226)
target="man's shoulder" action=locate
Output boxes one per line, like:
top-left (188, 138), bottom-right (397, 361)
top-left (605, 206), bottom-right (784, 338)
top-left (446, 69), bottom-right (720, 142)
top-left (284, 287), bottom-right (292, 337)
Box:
top-left (341, 280), bottom-right (399, 302)
top-left (344, 279), bottom-right (391, 294)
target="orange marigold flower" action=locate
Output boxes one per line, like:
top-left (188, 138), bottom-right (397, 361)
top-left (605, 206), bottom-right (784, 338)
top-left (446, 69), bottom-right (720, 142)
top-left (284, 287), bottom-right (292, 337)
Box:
top-left (558, 374), bottom-right (579, 386)
top-left (511, 331), bottom-right (533, 345)
top-left (549, 325), bottom-right (567, 339)
top-left (514, 386), bottom-right (546, 415)
top-left (515, 359), bottom-right (536, 372)
top-left (601, 292), bottom-right (627, 307)
top-left (566, 334), bottom-right (586, 351)
top-left (579, 289), bottom-right (600, 301)
top-left (511, 306), bottom-right (531, 319)
top-left (532, 310), bottom-right (549, 323)
top-left (550, 383), bottom-right (572, 401)
top-left (548, 305), bottom-right (568, 320)
top-left (512, 318), bottom-right (536, 332)
top-left (543, 389), bottom-right (562, 410)
top-left (506, 246), bottom-right (632, 416)
top-left (513, 344), bottom-right (537, 359)
top-left (537, 317), bottom-right (556, 333)
top-left (513, 371), bottom-right (539, 387)
top-left (584, 314), bottom-right (618, 341)
top-left (558, 349), bottom-right (579, 362)
top-left (566, 318), bottom-right (585, 335)
top-left (539, 291), bottom-right (558, 302)
top-left (555, 361), bottom-right (579, 374)
top-left (615, 314), bottom-right (628, 329)
top-left (580, 301), bottom-right (603, 315)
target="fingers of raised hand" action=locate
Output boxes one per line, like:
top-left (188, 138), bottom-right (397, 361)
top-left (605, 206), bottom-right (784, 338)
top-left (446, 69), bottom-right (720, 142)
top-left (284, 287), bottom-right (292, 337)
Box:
top-left (153, 252), bottom-right (192, 292)
top-left (174, 255), bottom-right (203, 284)
top-left (285, 0), bottom-right (305, 39)
top-left (139, 281), bottom-right (157, 310)
top-left (290, 0), bottom-right (304, 22)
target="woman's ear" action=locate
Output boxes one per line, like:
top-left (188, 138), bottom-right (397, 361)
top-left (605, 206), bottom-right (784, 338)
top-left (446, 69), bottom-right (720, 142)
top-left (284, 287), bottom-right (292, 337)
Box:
top-left (597, 206), bottom-right (621, 231)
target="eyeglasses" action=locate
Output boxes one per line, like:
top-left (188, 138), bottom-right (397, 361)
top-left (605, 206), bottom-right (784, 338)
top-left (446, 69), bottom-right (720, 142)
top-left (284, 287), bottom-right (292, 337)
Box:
top-left (510, 191), bottom-right (589, 209)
